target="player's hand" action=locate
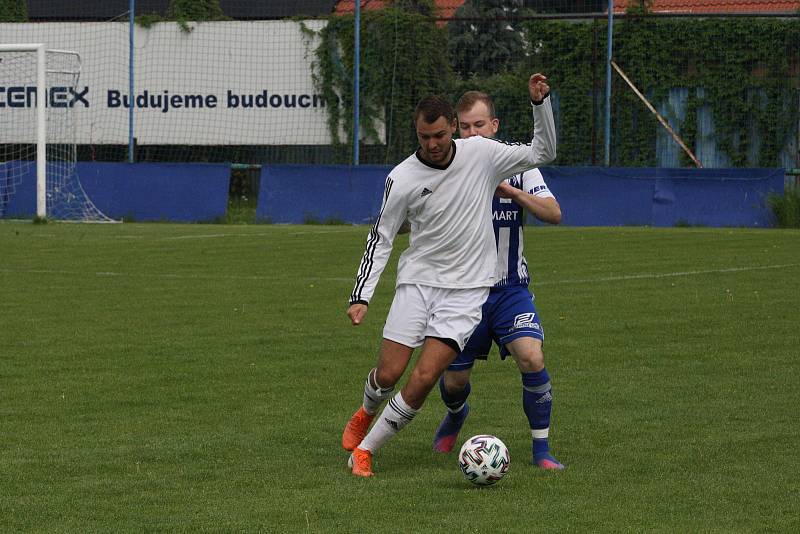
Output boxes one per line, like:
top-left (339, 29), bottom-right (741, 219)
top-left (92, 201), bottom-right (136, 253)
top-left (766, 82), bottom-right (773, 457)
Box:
top-left (347, 303), bottom-right (368, 326)
top-left (529, 73), bottom-right (550, 103)
top-left (494, 182), bottom-right (518, 199)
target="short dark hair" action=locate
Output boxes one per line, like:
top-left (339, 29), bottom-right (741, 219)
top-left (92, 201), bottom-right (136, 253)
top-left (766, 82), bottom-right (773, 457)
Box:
top-left (456, 91), bottom-right (496, 119)
top-left (414, 95), bottom-right (455, 125)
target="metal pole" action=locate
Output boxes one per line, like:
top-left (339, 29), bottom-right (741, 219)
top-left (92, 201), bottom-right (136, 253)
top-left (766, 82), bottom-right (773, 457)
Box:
top-left (604, 0), bottom-right (614, 166)
top-left (36, 44), bottom-right (46, 218)
top-left (353, 0), bottom-right (360, 166)
top-left (128, 0), bottom-right (135, 163)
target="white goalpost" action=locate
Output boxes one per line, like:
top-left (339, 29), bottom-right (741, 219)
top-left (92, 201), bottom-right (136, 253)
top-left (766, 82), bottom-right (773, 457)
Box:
top-left (0, 43), bottom-right (114, 222)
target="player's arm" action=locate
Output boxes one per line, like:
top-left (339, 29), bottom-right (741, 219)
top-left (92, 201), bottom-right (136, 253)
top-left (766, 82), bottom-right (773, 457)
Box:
top-left (488, 73), bottom-right (556, 181)
top-left (527, 73), bottom-right (557, 166)
top-left (496, 178), bottom-right (561, 225)
top-left (348, 175), bottom-right (406, 325)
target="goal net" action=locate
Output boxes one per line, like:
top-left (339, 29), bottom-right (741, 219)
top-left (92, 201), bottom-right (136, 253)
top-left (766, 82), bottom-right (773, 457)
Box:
top-left (0, 44), bottom-right (114, 222)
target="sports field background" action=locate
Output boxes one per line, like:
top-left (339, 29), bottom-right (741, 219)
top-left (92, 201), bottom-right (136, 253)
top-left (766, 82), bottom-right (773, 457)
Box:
top-left (1, 222), bottom-right (798, 532)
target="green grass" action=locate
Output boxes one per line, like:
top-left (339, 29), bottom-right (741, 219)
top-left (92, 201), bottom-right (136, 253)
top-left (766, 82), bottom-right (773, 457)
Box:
top-left (769, 185), bottom-right (800, 228)
top-left (1, 223), bottom-right (798, 532)
top-left (221, 196), bottom-right (257, 224)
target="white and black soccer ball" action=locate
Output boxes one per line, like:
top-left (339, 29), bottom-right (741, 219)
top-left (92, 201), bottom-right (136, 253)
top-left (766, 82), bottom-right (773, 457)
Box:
top-left (458, 434), bottom-right (510, 486)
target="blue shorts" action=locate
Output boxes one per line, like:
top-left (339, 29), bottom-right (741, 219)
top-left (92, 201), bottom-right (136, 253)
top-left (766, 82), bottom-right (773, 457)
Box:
top-left (448, 285), bottom-right (544, 371)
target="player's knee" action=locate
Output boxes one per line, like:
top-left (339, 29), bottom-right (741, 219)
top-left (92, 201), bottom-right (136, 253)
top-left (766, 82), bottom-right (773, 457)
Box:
top-left (517, 346), bottom-right (545, 373)
top-left (443, 371), bottom-right (470, 393)
top-left (410, 366), bottom-right (440, 390)
top-left (374, 367), bottom-right (402, 389)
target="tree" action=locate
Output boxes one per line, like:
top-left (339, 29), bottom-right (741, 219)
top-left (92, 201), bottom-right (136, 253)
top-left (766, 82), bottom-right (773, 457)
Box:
top-left (167, 0), bottom-right (227, 21)
top-left (0, 0), bottom-right (27, 22)
top-left (448, 0), bottom-right (529, 77)
top-left (389, 0), bottom-right (436, 17)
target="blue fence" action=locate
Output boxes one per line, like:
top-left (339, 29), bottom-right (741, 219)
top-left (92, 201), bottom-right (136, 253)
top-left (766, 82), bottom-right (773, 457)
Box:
top-left (257, 165), bottom-right (785, 228)
top-left (256, 165), bottom-right (389, 224)
top-left (2, 164), bottom-right (784, 226)
top-left (542, 167), bottom-right (784, 227)
top-left (1, 163), bottom-right (230, 222)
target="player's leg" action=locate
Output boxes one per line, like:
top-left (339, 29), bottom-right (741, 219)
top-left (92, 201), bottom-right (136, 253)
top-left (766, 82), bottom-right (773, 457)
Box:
top-left (344, 284), bottom-right (426, 462)
top-left (351, 286), bottom-right (486, 476)
top-left (353, 337), bottom-right (456, 475)
top-left (506, 337), bottom-right (563, 469)
top-left (342, 339), bottom-right (413, 451)
top-left (497, 288), bottom-right (564, 470)
top-left (433, 368), bottom-right (472, 452)
top-left (433, 294), bottom-right (494, 452)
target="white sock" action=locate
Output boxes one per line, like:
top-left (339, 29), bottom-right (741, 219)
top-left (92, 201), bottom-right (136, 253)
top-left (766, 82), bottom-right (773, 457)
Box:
top-left (362, 368), bottom-right (394, 415)
top-left (360, 392), bottom-right (417, 452)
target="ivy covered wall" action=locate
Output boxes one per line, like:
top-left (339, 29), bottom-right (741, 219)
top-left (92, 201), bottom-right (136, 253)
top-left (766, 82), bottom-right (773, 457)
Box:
top-left (309, 11), bottom-right (800, 167)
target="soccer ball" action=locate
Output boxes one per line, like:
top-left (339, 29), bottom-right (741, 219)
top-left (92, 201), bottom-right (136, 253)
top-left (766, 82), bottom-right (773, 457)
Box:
top-left (458, 434), bottom-right (510, 486)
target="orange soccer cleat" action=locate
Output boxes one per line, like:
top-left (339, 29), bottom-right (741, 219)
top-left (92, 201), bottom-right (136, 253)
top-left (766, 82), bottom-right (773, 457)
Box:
top-left (348, 447), bottom-right (374, 477)
top-left (342, 406), bottom-right (374, 451)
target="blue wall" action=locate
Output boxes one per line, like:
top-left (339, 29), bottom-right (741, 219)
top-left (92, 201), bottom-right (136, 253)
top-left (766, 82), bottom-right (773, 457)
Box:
top-left (1, 163), bottom-right (230, 222)
top-left (3, 162), bottom-right (784, 226)
top-left (544, 167), bottom-right (784, 227)
top-left (258, 165), bottom-right (785, 228)
top-left (256, 165), bottom-right (389, 224)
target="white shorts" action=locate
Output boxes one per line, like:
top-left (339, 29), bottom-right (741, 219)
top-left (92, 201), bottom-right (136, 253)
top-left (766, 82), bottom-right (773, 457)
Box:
top-left (382, 284), bottom-right (489, 352)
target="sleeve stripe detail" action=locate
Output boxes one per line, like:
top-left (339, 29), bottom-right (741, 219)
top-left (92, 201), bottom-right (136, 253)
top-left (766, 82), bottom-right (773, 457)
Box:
top-left (487, 137), bottom-right (531, 147)
top-left (351, 176), bottom-right (394, 303)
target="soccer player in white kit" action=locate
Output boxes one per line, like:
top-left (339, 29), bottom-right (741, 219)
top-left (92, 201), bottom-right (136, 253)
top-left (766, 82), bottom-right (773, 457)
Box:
top-left (432, 91), bottom-right (565, 470)
top-left (342, 74), bottom-right (556, 477)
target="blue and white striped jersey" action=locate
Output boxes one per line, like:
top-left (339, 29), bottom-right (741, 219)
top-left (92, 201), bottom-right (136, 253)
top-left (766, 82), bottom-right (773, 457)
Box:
top-left (491, 168), bottom-right (554, 289)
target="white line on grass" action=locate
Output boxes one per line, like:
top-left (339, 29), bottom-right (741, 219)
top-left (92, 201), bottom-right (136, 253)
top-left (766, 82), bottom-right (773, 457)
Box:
top-left (534, 263), bottom-right (800, 286)
top-left (160, 229), bottom-right (357, 240)
top-left (1, 263), bottom-right (798, 284)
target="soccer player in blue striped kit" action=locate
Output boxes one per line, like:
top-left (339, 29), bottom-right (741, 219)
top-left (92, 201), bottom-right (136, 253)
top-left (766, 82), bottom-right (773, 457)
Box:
top-left (342, 74), bottom-right (556, 477)
top-left (433, 90), bottom-right (565, 470)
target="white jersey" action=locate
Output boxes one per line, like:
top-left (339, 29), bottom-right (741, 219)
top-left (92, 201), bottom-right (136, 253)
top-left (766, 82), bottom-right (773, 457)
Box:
top-left (350, 98), bottom-right (556, 305)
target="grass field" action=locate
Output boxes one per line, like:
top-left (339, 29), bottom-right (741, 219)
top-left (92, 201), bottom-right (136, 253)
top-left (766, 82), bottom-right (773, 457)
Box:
top-left (1, 222), bottom-right (799, 532)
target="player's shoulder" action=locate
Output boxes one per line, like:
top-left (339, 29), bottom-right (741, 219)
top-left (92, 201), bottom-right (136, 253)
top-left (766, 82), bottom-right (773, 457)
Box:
top-left (456, 135), bottom-right (499, 150)
top-left (456, 135), bottom-right (485, 144)
top-left (392, 152), bottom-right (422, 175)
top-left (521, 167), bottom-right (545, 180)
top-left (387, 154), bottom-right (425, 190)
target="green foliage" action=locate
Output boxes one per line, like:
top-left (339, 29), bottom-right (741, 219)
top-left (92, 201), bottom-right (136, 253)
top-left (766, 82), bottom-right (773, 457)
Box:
top-left (521, 16), bottom-right (800, 166)
top-left (223, 197), bottom-right (256, 224)
top-left (167, 0), bottom-right (229, 32)
top-left (167, 0), bottom-right (227, 21)
top-left (612, 16), bottom-right (800, 168)
top-left (448, 0), bottom-right (529, 77)
top-left (305, 8), bottom-right (453, 164)
top-left (389, 0), bottom-right (435, 16)
top-left (625, 0), bottom-right (654, 16)
top-left (134, 1), bottom-right (229, 31)
top-left (518, 19), bottom-right (601, 164)
top-left (0, 0), bottom-right (26, 22)
top-left (310, 12), bottom-right (799, 167)
top-left (135, 13), bottom-right (164, 29)
top-left (769, 184), bottom-right (800, 228)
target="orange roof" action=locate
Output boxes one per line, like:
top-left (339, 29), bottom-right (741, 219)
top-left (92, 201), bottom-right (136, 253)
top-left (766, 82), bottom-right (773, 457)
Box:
top-left (615, 0), bottom-right (800, 14)
top-left (335, 1), bottom-right (465, 19)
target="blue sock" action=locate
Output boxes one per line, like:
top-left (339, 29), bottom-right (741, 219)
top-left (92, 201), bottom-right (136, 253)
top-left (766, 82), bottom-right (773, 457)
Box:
top-left (439, 376), bottom-right (471, 413)
top-left (522, 369), bottom-right (553, 459)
